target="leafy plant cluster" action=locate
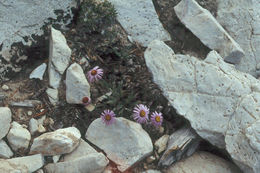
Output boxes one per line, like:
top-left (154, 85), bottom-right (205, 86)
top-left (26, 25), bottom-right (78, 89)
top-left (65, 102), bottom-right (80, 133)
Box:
top-left (78, 0), bottom-right (117, 33)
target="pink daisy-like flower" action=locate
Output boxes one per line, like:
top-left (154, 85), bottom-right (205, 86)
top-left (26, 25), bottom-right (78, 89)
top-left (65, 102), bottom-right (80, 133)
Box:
top-left (87, 66), bottom-right (103, 83)
top-left (82, 96), bottom-right (91, 106)
top-left (151, 111), bottom-right (163, 127)
top-left (101, 109), bottom-right (116, 126)
top-left (133, 104), bottom-right (149, 124)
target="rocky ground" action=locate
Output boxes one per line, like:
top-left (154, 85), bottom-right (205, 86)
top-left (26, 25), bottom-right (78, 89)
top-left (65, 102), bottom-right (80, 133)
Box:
top-left (0, 0), bottom-right (259, 173)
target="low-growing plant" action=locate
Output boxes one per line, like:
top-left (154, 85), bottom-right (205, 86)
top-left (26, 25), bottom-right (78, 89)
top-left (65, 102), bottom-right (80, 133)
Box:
top-left (77, 0), bottom-right (117, 33)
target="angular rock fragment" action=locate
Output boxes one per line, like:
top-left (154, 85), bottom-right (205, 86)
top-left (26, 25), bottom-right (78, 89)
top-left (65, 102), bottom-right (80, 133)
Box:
top-left (174, 0), bottom-right (244, 64)
top-left (105, 0), bottom-right (171, 46)
top-left (7, 121), bottom-right (31, 151)
top-left (30, 127), bottom-right (81, 156)
top-left (85, 117), bottom-right (153, 172)
top-left (216, 0), bottom-right (260, 76)
top-left (0, 107), bottom-right (12, 140)
top-left (0, 154), bottom-right (44, 173)
top-left (159, 127), bottom-right (200, 167)
top-left (48, 27), bottom-right (71, 89)
top-left (29, 63), bottom-right (47, 80)
top-left (144, 40), bottom-right (260, 173)
top-left (66, 63), bottom-right (91, 104)
top-left (29, 118), bottom-right (39, 135)
top-left (0, 140), bottom-right (13, 159)
top-left (167, 152), bottom-right (241, 173)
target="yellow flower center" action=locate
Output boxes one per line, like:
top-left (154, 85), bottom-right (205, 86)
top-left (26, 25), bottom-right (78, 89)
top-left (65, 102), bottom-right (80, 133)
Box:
top-left (105, 114), bottom-right (111, 121)
top-left (82, 97), bottom-right (89, 103)
top-left (155, 116), bottom-right (161, 122)
top-left (91, 70), bottom-right (97, 75)
top-left (140, 110), bottom-right (146, 117)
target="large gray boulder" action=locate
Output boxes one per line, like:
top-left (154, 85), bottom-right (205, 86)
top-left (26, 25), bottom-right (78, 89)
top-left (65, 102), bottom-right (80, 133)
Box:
top-left (174, 0), bottom-right (244, 64)
top-left (0, 0), bottom-right (76, 81)
top-left (85, 117), bottom-right (153, 172)
top-left (216, 0), bottom-right (260, 76)
top-left (144, 40), bottom-right (260, 173)
top-left (104, 0), bottom-right (171, 46)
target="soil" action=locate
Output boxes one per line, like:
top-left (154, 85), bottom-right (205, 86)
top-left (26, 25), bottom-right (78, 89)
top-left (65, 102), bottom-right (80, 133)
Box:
top-left (0, 0), bottom-right (238, 172)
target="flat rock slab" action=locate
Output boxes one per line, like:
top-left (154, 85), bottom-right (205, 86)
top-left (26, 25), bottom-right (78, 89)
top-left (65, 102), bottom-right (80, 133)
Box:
top-left (216, 0), bottom-right (260, 76)
top-left (104, 0), bottom-right (171, 46)
top-left (7, 121), bottom-right (31, 151)
top-left (0, 154), bottom-right (44, 173)
top-left (85, 117), bottom-right (153, 172)
top-left (30, 127), bottom-right (81, 156)
top-left (167, 152), bottom-right (241, 173)
top-left (66, 63), bottom-right (90, 104)
top-left (29, 63), bottom-right (47, 80)
top-left (0, 107), bottom-right (12, 140)
top-left (144, 40), bottom-right (260, 173)
top-left (48, 27), bottom-right (71, 89)
top-left (174, 0), bottom-right (244, 64)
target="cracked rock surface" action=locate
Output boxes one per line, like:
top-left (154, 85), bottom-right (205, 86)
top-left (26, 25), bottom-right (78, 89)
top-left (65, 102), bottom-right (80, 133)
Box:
top-left (144, 40), bottom-right (260, 173)
top-left (216, 0), bottom-right (260, 76)
top-left (105, 0), bottom-right (171, 46)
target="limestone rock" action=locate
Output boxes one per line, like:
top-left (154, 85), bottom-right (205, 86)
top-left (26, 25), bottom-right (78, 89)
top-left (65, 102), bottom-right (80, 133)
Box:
top-left (104, 0), bottom-right (171, 46)
top-left (216, 0), bottom-right (260, 76)
top-left (7, 121), bottom-right (31, 151)
top-left (144, 40), bottom-right (260, 173)
top-left (30, 127), bottom-right (81, 156)
top-left (0, 140), bottom-right (13, 159)
top-left (167, 152), bottom-right (241, 173)
top-left (174, 0), bottom-right (244, 64)
top-left (0, 154), bottom-right (44, 173)
top-left (48, 27), bottom-right (71, 89)
top-left (44, 153), bottom-right (108, 173)
top-left (66, 63), bottom-right (91, 104)
top-left (0, 0), bottom-right (76, 81)
top-left (0, 107), bottom-right (12, 140)
top-left (29, 63), bottom-right (47, 80)
top-left (46, 87), bottom-right (59, 105)
top-left (85, 117), bottom-right (153, 172)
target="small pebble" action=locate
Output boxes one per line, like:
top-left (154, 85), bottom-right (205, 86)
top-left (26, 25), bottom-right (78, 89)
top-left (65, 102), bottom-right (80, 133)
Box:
top-left (38, 124), bottom-right (46, 133)
top-left (1, 84), bottom-right (9, 91)
top-left (146, 156), bottom-right (156, 163)
top-left (27, 111), bottom-right (33, 116)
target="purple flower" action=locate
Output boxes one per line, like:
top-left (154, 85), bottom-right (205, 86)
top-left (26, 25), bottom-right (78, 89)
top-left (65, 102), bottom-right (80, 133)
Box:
top-left (82, 96), bottom-right (91, 106)
top-left (133, 104), bottom-right (149, 124)
top-left (87, 66), bottom-right (103, 83)
top-left (151, 111), bottom-right (163, 127)
top-left (101, 109), bottom-right (116, 126)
